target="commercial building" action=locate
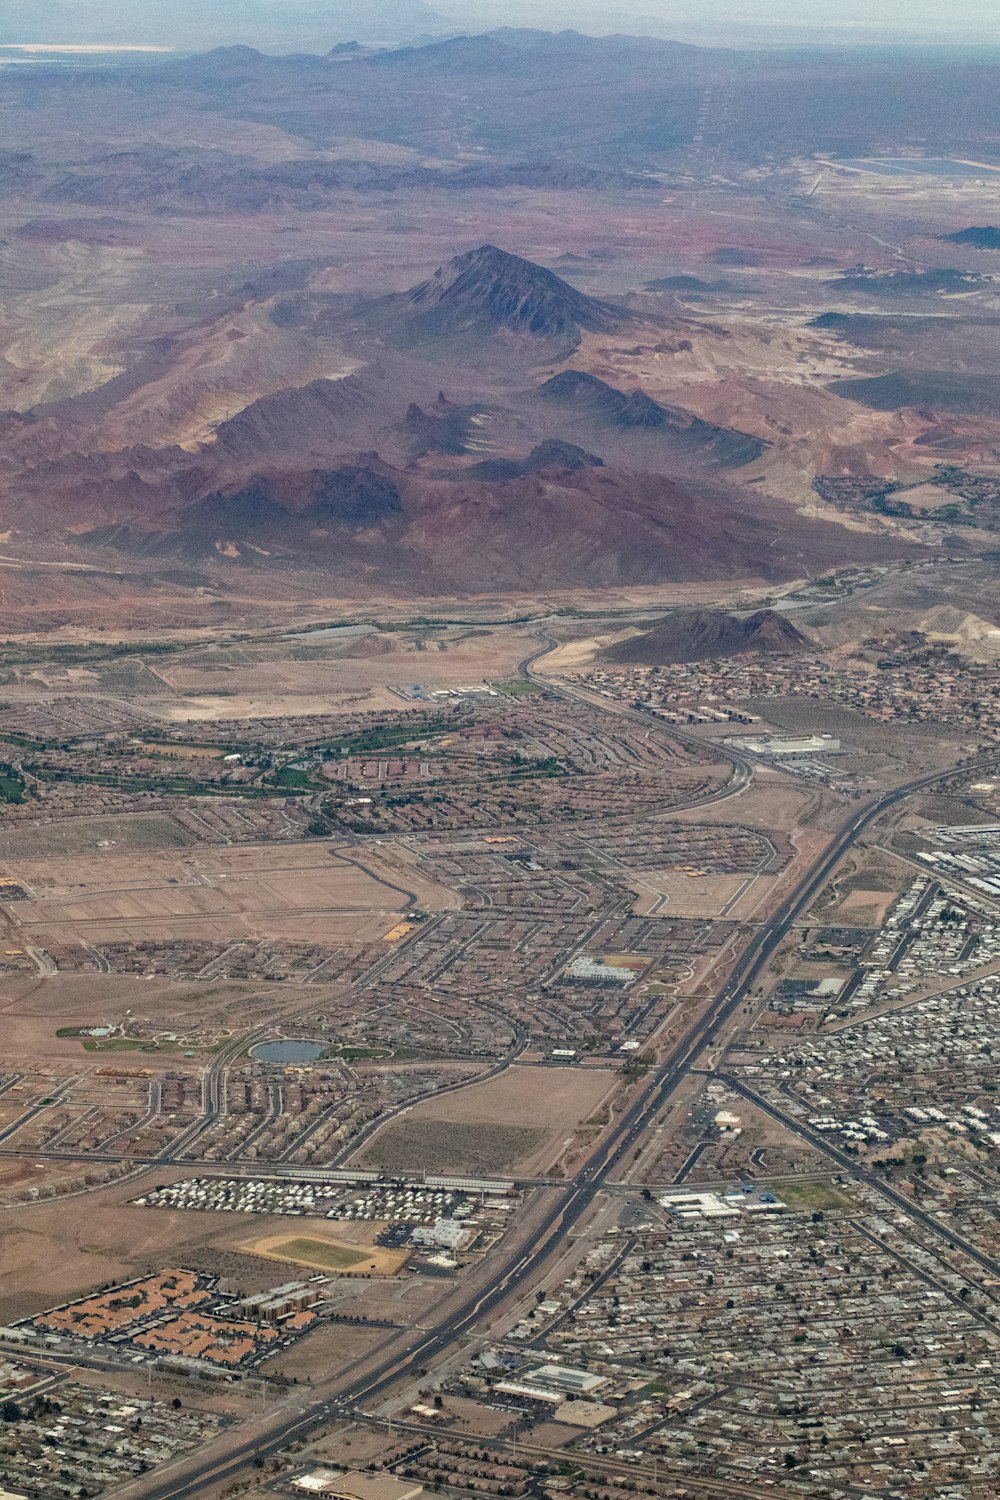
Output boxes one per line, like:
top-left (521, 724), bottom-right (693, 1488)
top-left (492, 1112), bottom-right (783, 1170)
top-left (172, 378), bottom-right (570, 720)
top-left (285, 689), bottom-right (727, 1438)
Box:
top-left (292, 1471), bottom-right (423, 1500)
top-left (725, 733), bottom-right (841, 758)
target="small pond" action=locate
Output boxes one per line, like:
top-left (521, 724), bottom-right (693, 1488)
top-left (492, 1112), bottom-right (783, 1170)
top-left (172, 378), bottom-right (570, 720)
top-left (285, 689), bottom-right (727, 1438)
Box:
top-left (250, 1039), bottom-right (326, 1064)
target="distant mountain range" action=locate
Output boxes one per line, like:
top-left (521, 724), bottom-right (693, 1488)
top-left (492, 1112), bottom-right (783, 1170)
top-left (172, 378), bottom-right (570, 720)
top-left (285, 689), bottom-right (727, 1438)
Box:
top-left (0, 31), bottom-right (970, 605)
top-left (7, 29), bottom-right (1000, 166)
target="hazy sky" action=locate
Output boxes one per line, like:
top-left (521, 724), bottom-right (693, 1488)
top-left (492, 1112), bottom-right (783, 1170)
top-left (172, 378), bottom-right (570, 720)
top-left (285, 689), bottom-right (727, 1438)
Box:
top-left (4, 0), bottom-right (1000, 49)
top-left (447, 0), bottom-right (1000, 43)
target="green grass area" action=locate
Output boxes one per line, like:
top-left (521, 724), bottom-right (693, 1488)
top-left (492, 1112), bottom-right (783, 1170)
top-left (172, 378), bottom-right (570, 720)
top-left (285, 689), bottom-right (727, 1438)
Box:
top-left (495, 678), bottom-right (541, 697)
top-left (271, 765), bottom-right (314, 790)
top-left (0, 731), bottom-right (47, 749)
top-left (77, 1036), bottom-right (216, 1054)
top-left (272, 1238), bottom-right (367, 1270)
top-left (0, 772), bottom-right (25, 804)
top-left (320, 714), bottom-right (462, 757)
top-left (81, 1037), bottom-right (172, 1053)
top-left (776, 1178), bottom-right (855, 1212)
top-left (321, 1045), bottom-right (393, 1062)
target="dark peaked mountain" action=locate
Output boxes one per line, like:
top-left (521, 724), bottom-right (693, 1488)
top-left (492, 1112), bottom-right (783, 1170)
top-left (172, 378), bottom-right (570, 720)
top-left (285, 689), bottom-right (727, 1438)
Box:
top-left (398, 245), bottom-right (629, 347)
top-left (207, 376), bottom-right (375, 461)
top-left (188, 465), bottom-right (404, 537)
top-left (541, 370), bottom-right (669, 427)
top-left (603, 608), bottom-right (810, 665)
top-left (942, 226), bottom-right (1000, 249)
top-left (464, 438), bottom-right (603, 481)
top-left (542, 370), bottom-right (667, 428)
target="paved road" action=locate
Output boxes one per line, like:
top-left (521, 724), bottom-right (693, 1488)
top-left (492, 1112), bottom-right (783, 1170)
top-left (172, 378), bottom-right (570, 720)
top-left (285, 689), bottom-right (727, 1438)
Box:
top-left (121, 738), bottom-right (998, 1499)
top-left (518, 631), bottom-right (755, 808)
top-left (722, 1072), bottom-right (1000, 1287)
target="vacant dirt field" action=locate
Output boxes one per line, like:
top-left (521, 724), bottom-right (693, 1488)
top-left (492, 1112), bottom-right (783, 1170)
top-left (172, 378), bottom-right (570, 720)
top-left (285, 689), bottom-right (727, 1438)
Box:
top-left (153, 625), bottom-right (532, 720)
top-left (839, 887), bottom-right (898, 924)
top-left (356, 1064), bottom-right (618, 1177)
top-left (363, 1121), bottom-right (548, 1176)
top-left (809, 846), bottom-right (913, 927)
top-left (0, 973), bottom-right (322, 1064)
top-left (0, 814), bottom-right (196, 859)
top-left (0, 840), bottom-right (456, 947)
top-left (0, 1166), bottom-right (347, 1321)
top-left (629, 869), bottom-right (761, 918)
top-left (255, 1320), bottom-right (387, 1382)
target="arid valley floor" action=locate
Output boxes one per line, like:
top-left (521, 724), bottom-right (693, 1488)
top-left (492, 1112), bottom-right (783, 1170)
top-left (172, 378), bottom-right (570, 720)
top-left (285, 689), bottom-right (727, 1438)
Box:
top-left (0, 557), bottom-right (999, 1500)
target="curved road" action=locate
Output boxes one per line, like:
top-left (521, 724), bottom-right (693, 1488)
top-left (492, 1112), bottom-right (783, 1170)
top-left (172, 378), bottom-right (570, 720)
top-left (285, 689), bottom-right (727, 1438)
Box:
top-left (126, 729), bottom-right (998, 1500)
top-left (517, 630), bottom-right (755, 810)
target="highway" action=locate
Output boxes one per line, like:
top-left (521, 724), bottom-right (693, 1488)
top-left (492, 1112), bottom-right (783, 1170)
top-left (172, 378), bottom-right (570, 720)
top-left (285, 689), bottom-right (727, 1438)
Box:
top-left (121, 726), bottom-right (999, 1499)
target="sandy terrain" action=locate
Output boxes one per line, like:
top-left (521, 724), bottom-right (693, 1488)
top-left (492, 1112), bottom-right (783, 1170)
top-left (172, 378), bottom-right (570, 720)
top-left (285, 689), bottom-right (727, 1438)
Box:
top-left (838, 887), bottom-right (899, 925)
top-left (0, 840), bottom-right (457, 948)
top-left (148, 627), bottom-right (534, 720)
top-left (0, 1167), bottom-right (348, 1320)
top-left (255, 1321), bottom-right (388, 1382)
top-left (0, 972), bottom-right (334, 1064)
top-left (0, 815), bottom-right (197, 860)
top-left (628, 869), bottom-right (778, 919)
top-left (355, 1064), bottom-right (618, 1177)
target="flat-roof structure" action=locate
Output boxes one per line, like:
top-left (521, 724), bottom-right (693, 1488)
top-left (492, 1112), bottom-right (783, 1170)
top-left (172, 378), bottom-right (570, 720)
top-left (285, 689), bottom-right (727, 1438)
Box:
top-left (293, 1472), bottom-right (423, 1500)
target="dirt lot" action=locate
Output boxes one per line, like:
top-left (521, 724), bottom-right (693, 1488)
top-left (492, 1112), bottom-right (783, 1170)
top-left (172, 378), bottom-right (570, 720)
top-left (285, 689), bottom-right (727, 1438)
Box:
top-left (808, 845), bottom-right (913, 927)
top-left (255, 1321), bottom-right (389, 1382)
top-left (838, 887), bottom-right (898, 925)
top-left (667, 772), bottom-right (846, 835)
top-left (0, 1167), bottom-right (344, 1321)
top-left (0, 814), bottom-right (197, 859)
top-left (152, 624), bottom-right (533, 720)
top-left (0, 972), bottom-right (325, 1064)
top-left (0, 840), bottom-right (457, 947)
top-left (628, 869), bottom-right (778, 919)
top-left (355, 1064), bottom-right (618, 1177)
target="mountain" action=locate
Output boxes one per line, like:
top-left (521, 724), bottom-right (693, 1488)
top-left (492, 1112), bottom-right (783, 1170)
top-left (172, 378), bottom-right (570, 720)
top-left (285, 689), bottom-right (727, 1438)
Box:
top-left (188, 465), bottom-right (404, 536)
top-left (602, 608), bottom-right (811, 665)
top-left (941, 227), bottom-right (1000, 249)
top-left (541, 370), bottom-right (668, 429)
top-left (833, 267), bottom-right (985, 297)
top-left (394, 245), bottom-right (630, 349)
top-left (539, 370), bottom-right (766, 466)
top-left (463, 438), bottom-right (603, 481)
top-left (206, 377), bottom-right (376, 462)
top-left (404, 397), bottom-right (480, 457)
top-left (830, 370), bottom-right (1000, 418)
top-left (72, 461), bottom-right (917, 593)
